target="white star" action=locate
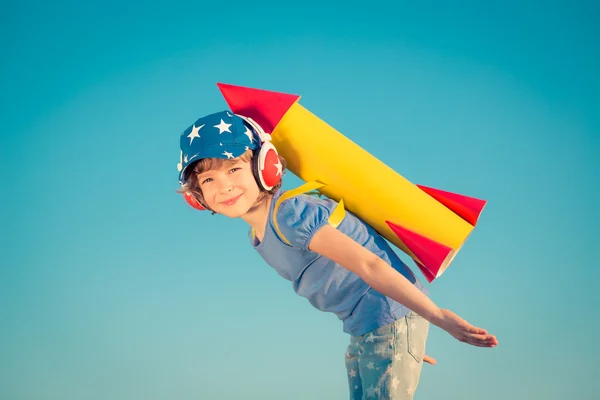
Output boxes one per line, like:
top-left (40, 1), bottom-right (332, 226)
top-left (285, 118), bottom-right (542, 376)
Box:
top-left (366, 361), bottom-right (375, 370)
top-left (392, 376), bottom-right (400, 389)
top-left (183, 155), bottom-right (188, 163)
top-left (349, 369), bottom-right (357, 378)
top-left (365, 385), bottom-right (377, 398)
top-left (243, 126), bottom-right (254, 143)
top-left (245, 146), bottom-right (249, 151)
top-left (187, 123), bottom-right (203, 144)
top-left (274, 160), bottom-right (282, 176)
top-left (365, 333), bottom-right (375, 343)
top-left (394, 353), bottom-right (402, 361)
top-left (222, 151), bottom-right (234, 159)
top-left (214, 119), bottom-right (232, 134)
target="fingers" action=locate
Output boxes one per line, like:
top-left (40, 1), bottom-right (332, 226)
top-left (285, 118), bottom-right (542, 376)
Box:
top-left (459, 319), bottom-right (488, 335)
top-left (468, 340), bottom-right (498, 348)
top-left (467, 326), bottom-right (488, 335)
top-left (462, 333), bottom-right (498, 347)
top-left (423, 354), bottom-right (437, 365)
top-left (441, 310), bottom-right (498, 347)
top-left (441, 310), bottom-right (488, 336)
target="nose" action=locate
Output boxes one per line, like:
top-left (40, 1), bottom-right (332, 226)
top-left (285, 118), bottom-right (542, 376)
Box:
top-left (216, 175), bottom-right (234, 193)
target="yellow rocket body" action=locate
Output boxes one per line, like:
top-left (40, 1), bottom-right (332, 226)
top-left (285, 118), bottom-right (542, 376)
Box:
top-left (218, 83), bottom-right (486, 282)
top-left (274, 102), bottom-right (472, 267)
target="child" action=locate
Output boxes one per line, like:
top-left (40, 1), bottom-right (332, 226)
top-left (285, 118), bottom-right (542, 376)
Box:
top-left (177, 110), bottom-right (498, 399)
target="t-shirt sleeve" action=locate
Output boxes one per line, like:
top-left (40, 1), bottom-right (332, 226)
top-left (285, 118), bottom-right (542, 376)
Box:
top-left (273, 194), bottom-right (336, 250)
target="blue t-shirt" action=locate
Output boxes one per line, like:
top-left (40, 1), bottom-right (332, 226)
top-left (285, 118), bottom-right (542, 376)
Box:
top-left (250, 189), bottom-right (428, 337)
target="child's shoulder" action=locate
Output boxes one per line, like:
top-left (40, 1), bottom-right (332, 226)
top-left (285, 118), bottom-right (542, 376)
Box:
top-left (275, 190), bottom-right (337, 219)
top-left (272, 189), bottom-right (344, 248)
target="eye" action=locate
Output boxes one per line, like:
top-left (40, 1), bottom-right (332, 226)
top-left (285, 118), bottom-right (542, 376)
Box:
top-left (201, 177), bottom-right (213, 185)
top-left (229, 167), bottom-right (241, 173)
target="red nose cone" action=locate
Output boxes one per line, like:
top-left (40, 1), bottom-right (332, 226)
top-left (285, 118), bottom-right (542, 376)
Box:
top-left (217, 82), bottom-right (300, 133)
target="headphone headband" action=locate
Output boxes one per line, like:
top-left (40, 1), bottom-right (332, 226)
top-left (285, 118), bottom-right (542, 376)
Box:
top-left (235, 114), bottom-right (271, 144)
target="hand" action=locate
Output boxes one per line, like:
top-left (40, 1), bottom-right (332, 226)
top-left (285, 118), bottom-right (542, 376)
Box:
top-left (423, 354), bottom-right (436, 365)
top-left (434, 309), bottom-right (498, 348)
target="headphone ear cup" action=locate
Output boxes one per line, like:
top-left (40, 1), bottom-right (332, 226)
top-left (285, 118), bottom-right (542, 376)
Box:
top-left (255, 142), bottom-right (282, 191)
top-left (183, 192), bottom-right (207, 211)
top-left (236, 113), bottom-right (282, 191)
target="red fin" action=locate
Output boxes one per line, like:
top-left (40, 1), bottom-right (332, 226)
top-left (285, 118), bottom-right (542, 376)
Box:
top-left (386, 221), bottom-right (453, 283)
top-left (416, 261), bottom-right (437, 283)
top-left (217, 83), bottom-right (300, 133)
top-left (416, 185), bottom-right (486, 226)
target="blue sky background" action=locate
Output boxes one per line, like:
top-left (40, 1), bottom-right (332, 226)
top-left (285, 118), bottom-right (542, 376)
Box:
top-left (2, 1), bottom-right (598, 399)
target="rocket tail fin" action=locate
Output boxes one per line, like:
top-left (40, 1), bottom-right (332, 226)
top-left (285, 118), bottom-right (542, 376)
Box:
top-left (385, 221), bottom-right (454, 283)
top-left (416, 185), bottom-right (486, 226)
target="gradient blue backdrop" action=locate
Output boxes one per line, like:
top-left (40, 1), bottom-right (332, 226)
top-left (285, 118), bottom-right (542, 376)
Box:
top-left (2, 1), bottom-right (598, 399)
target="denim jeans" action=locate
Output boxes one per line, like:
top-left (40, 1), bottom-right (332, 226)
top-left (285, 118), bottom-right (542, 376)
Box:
top-left (345, 312), bottom-right (430, 399)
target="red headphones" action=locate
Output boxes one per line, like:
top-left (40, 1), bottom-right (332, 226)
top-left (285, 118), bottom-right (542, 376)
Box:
top-left (182, 114), bottom-right (282, 211)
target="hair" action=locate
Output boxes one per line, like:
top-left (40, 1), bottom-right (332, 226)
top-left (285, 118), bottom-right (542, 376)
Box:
top-left (178, 149), bottom-right (287, 213)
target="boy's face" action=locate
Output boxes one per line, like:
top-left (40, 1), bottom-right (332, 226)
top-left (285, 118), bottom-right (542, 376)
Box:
top-left (196, 158), bottom-right (261, 218)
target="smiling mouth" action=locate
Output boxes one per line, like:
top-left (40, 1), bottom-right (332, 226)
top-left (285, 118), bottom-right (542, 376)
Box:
top-left (221, 194), bottom-right (242, 206)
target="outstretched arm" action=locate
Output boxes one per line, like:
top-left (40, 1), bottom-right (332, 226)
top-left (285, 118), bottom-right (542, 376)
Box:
top-left (309, 225), bottom-right (498, 348)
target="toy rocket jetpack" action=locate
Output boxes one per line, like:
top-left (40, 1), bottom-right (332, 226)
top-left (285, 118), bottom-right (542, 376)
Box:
top-left (217, 83), bottom-right (486, 283)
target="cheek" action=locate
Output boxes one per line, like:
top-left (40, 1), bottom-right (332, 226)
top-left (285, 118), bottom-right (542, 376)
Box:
top-left (200, 186), bottom-right (218, 204)
top-left (239, 170), bottom-right (258, 188)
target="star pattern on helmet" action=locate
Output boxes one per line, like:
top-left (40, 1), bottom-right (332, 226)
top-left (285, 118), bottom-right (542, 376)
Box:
top-left (187, 123), bottom-right (204, 144)
top-left (177, 150), bottom-right (183, 172)
top-left (243, 126), bottom-right (254, 143)
top-left (178, 110), bottom-right (261, 184)
top-left (214, 119), bottom-right (232, 134)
